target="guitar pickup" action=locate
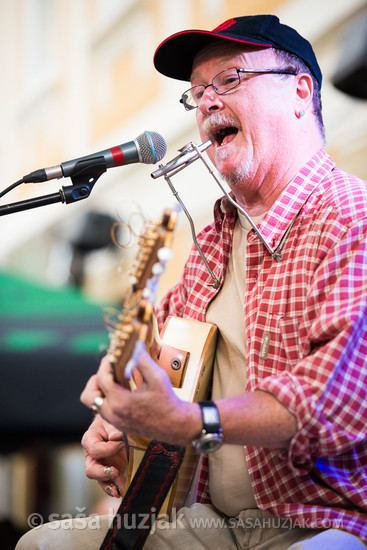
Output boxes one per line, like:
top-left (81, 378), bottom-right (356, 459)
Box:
top-left (156, 344), bottom-right (190, 388)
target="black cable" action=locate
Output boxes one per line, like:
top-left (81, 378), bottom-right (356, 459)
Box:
top-left (0, 179), bottom-right (25, 199)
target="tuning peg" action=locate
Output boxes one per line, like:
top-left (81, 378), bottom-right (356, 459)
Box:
top-left (152, 262), bottom-right (164, 276)
top-left (157, 247), bottom-right (174, 262)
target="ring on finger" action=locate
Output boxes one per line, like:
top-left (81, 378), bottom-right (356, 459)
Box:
top-left (106, 484), bottom-right (114, 497)
top-left (104, 466), bottom-right (112, 478)
top-left (90, 396), bottom-right (104, 414)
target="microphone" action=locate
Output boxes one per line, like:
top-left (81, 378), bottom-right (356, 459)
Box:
top-left (23, 131), bottom-right (167, 183)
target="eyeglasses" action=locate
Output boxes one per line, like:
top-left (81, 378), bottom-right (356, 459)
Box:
top-left (180, 66), bottom-right (297, 111)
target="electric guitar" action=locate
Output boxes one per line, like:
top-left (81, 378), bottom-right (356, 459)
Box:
top-left (106, 208), bottom-right (217, 515)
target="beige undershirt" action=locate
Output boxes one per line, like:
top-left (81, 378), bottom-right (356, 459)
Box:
top-left (205, 211), bottom-right (264, 516)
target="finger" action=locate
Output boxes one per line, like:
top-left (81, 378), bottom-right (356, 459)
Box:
top-left (86, 439), bottom-right (125, 460)
top-left (99, 480), bottom-right (122, 499)
top-left (81, 373), bottom-right (100, 396)
top-left (85, 455), bottom-right (120, 482)
top-left (95, 355), bottom-right (117, 383)
top-left (112, 474), bottom-right (125, 497)
top-left (135, 350), bottom-right (171, 388)
top-left (80, 356), bottom-right (116, 411)
top-left (95, 365), bottom-right (129, 409)
top-left (80, 375), bottom-right (104, 410)
top-left (101, 422), bottom-right (126, 446)
top-left (92, 396), bottom-right (123, 429)
top-left (84, 413), bottom-right (124, 442)
top-left (82, 427), bottom-right (124, 460)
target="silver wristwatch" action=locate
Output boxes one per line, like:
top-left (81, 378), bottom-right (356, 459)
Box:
top-left (192, 401), bottom-right (224, 454)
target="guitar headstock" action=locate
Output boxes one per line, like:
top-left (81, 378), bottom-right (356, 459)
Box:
top-left (107, 208), bottom-right (177, 388)
top-left (129, 208), bottom-right (177, 293)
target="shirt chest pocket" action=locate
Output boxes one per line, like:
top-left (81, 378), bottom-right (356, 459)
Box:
top-left (249, 315), bottom-right (303, 379)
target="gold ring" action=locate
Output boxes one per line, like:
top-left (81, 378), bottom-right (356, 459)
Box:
top-left (106, 484), bottom-right (113, 496)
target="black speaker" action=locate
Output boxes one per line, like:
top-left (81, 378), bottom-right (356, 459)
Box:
top-left (332, 11), bottom-right (367, 100)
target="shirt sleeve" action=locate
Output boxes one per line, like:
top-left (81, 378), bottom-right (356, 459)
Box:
top-left (255, 218), bottom-right (367, 474)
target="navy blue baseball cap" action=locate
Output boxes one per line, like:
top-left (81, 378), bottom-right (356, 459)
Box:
top-left (154, 15), bottom-right (322, 88)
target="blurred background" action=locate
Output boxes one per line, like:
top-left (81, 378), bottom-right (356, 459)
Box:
top-left (0, 0), bottom-right (366, 547)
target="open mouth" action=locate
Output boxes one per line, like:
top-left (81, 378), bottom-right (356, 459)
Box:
top-left (211, 125), bottom-right (238, 146)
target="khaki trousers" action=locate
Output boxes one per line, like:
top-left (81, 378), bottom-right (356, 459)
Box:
top-left (15, 504), bottom-right (366, 550)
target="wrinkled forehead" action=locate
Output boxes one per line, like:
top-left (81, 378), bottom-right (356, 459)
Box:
top-left (191, 39), bottom-right (277, 80)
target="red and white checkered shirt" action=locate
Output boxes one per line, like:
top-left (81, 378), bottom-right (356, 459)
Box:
top-left (155, 149), bottom-right (367, 541)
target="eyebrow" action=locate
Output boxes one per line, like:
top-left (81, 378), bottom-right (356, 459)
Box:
top-left (190, 56), bottom-right (247, 84)
top-left (190, 68), bottom-right (209, 84)
top-left (190, 46), bottom-right (277, 84)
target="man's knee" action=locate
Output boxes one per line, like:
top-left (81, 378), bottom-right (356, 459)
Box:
top-left (15, 525), bottom-right (50, 550)
top-left (15, 515), bottom-right (112, 550)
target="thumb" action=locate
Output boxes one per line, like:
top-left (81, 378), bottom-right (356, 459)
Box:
top-left (135, 350), bottom-right (170, 388)
top-left (106, 423), bottom-right (125, 442)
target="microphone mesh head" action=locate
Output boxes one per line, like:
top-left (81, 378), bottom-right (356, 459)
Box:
top-left (136, 131), bottom-right (167, 164)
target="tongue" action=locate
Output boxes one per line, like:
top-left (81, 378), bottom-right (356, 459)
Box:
top-left (221, 129), bottom-right (237, 145)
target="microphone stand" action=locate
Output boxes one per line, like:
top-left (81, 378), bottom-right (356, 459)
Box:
top-left (0, 157), bottom-right (106, 216)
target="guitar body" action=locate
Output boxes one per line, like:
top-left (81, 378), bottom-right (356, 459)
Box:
top-left (123, 316), bottom-right (217, 516)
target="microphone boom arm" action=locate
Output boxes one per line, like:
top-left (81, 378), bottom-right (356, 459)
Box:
top-left (0, 157), bottom-right (106, 216)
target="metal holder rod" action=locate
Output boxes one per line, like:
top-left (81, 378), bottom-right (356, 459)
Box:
top-left (152, 141), bottom-right (221, 288)
top-left (163, 172), bottom-right (221, 289)
top-left (190, 143), bottom-right (282, 262)
top-left (151, 141), bottom-right (212, 180)
top-left (152, 141), bottom-right (282, 285)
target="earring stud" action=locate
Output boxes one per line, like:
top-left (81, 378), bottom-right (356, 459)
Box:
top-left (298, 109), bottom-right (305, 118)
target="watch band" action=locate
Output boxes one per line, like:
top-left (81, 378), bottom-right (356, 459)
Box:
top-left (192, 401), bottom-right (223, 454)
top-left (198, 401), bottom-right (221, 434)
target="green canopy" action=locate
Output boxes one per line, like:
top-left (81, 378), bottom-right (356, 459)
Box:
top-left (0, 272), bottom-right (111, 450)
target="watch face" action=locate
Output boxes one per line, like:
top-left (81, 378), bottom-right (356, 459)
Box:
top-left (193, 433), bottom-right (224, 454)
top-left (201, 436), bottom-right (223, 453)
top-left (202, 405), bottom-right (220, 426)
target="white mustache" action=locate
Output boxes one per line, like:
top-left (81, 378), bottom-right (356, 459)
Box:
top-left (201, 113), bottom-right (239, 137)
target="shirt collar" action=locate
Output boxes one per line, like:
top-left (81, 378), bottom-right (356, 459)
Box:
top-left (213, 149), bottom-right (336, 248)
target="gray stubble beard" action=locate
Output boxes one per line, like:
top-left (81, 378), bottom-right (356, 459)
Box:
top-left (200, 113), bottom-right (252, 187)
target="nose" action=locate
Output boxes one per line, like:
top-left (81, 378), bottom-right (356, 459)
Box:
top-left (197, 85), bottom-right (224, 114)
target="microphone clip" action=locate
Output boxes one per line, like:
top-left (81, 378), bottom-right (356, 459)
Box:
top-left (61, 156), bottom-right (107, 204)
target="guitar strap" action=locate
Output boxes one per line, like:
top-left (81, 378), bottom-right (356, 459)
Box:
top-left (99, 440), bottom-right (185, 550)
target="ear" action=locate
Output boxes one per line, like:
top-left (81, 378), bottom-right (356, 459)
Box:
top-left (295, 73), bottom-right (313, 115)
